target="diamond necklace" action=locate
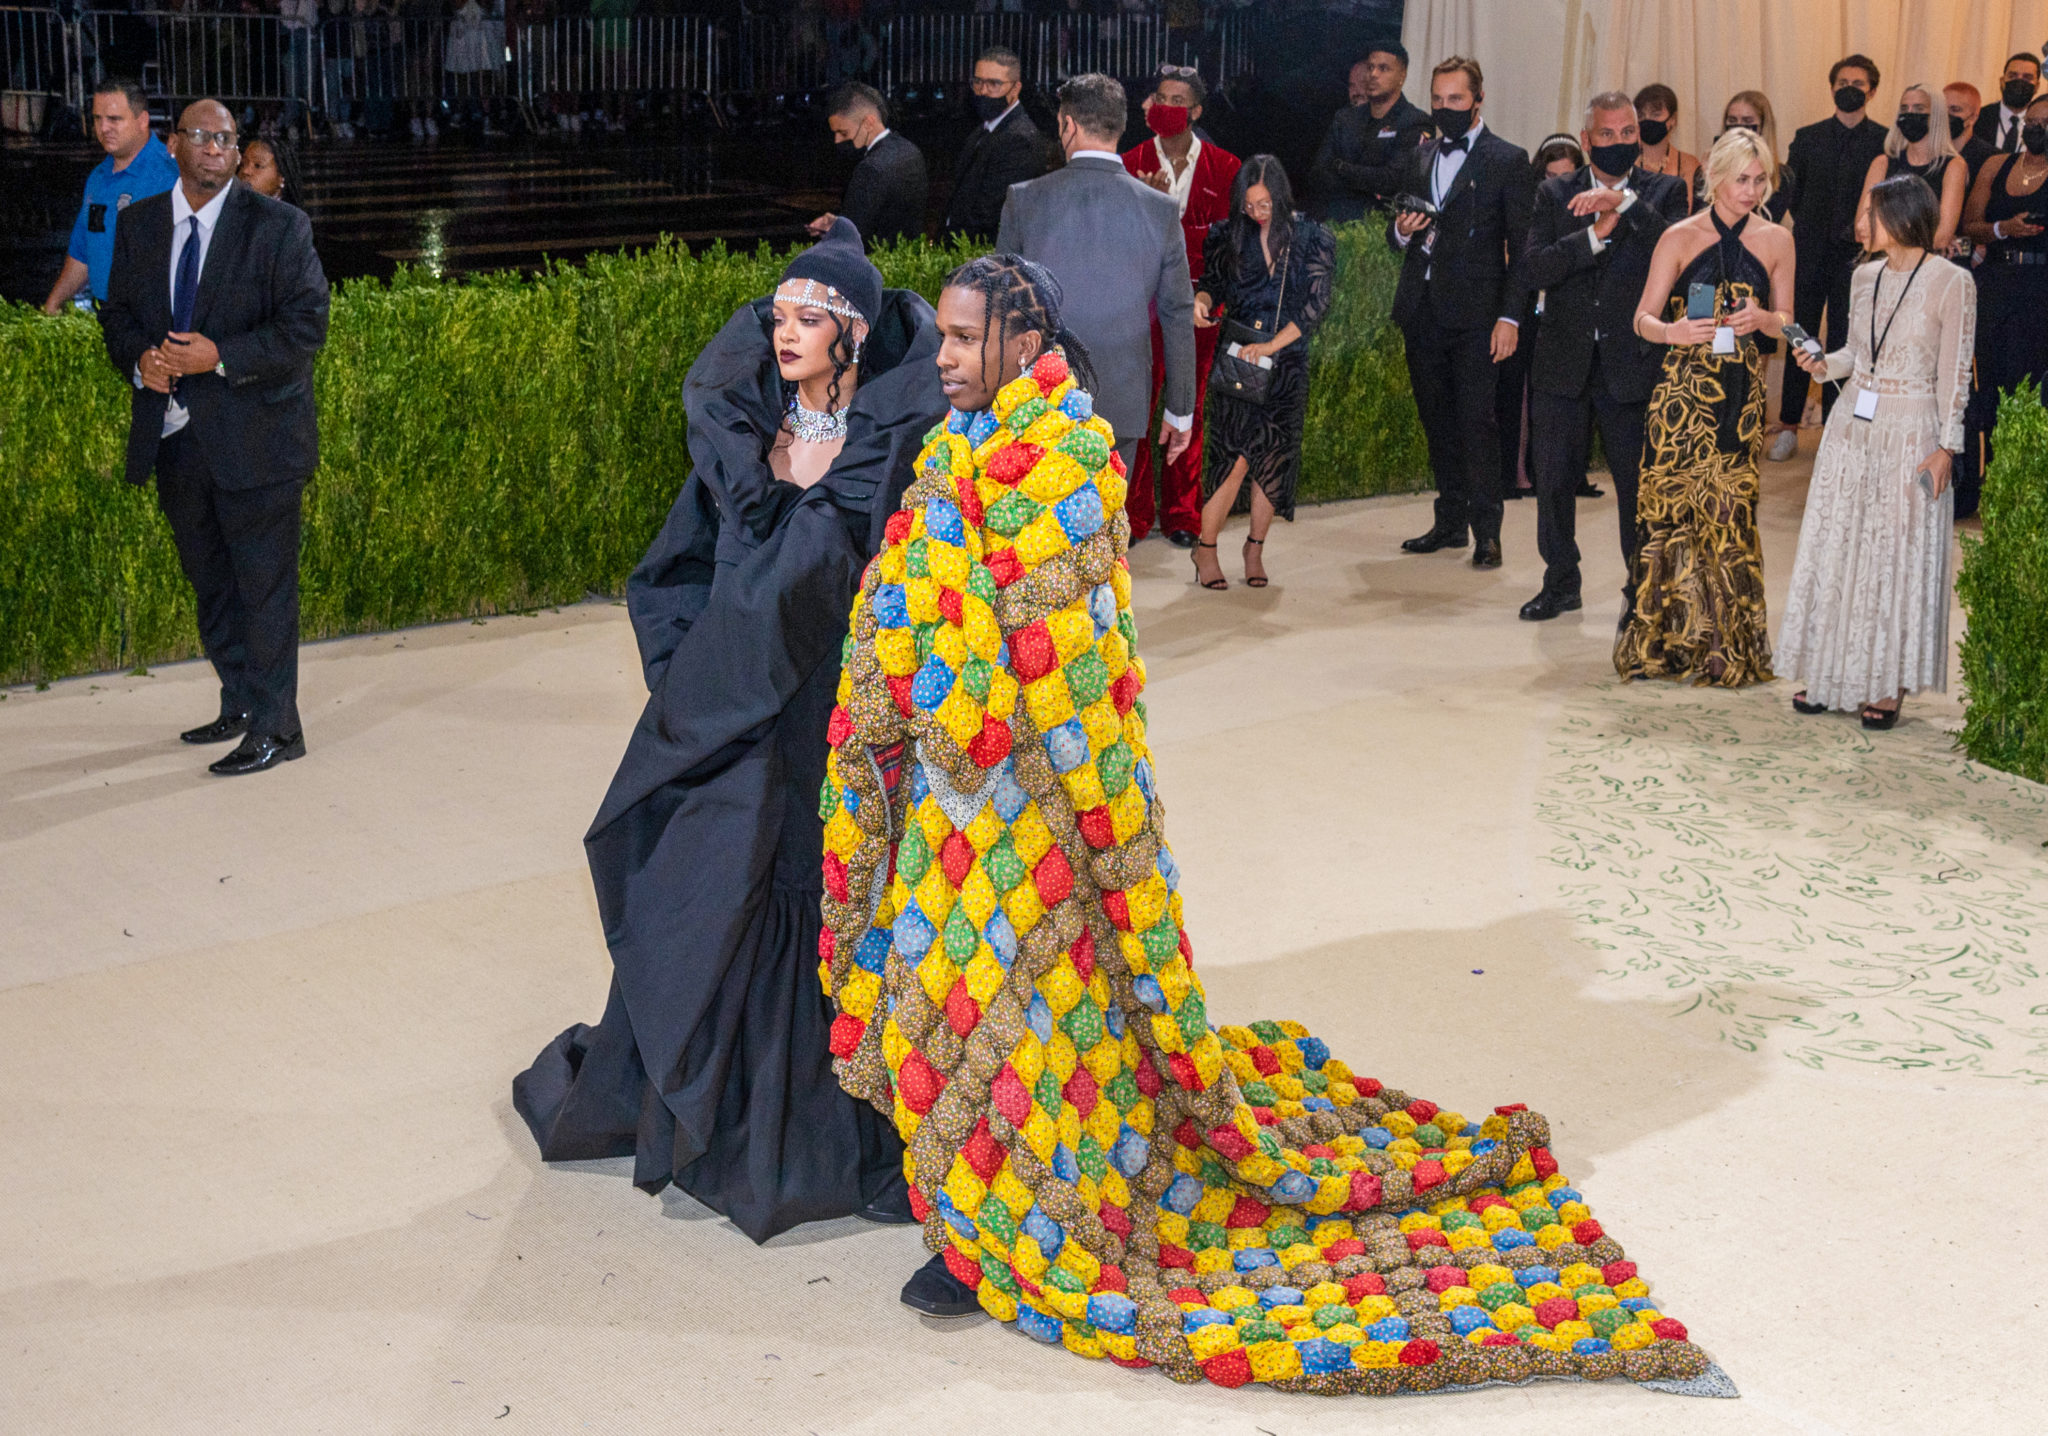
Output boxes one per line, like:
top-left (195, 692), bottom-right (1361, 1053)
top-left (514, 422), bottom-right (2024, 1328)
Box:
top-left (786, 392), bottom-right (850, 443)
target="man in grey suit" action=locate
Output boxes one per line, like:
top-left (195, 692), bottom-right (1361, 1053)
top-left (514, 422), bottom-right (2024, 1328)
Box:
top-left (997, 73), bottom-right (1196, 485)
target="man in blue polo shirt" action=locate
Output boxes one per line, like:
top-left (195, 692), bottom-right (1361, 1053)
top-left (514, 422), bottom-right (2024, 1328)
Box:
top-left (42, 78), bottom-right (180, 314)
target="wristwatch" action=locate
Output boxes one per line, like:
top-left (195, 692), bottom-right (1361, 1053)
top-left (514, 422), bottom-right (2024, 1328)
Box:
top-left (214, 360), bottom-right (227, 377)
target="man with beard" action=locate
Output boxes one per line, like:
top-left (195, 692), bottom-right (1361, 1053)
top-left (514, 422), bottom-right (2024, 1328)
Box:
top-left (943, 46), bottom-right (1047, 243)
top-left (98, 100), bottom-right (330, 775)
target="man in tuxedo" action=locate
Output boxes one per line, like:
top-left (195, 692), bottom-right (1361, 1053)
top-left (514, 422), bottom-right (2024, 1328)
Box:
top-left (1973, 52), bottom-right (2042, 152)
top-left (99, 99), bottom-right (329, 775)
top-left (943, 45), bottom-right (1046, 243)
top-left (1773, 54), bottom-right (1887, 456)
top-left (998, 72), bottom-right (1196, 482)
top-left (1122, 65), bottom-right (1239, 545)
top-left (1517, 92), bottom-right (1688, 622)
top-left (1389, 55), bottom-right (1535, 568)
top-left (810, 82), bottom-right (928, 248)
top-left (1312, 43), bottom-right (1430, 221)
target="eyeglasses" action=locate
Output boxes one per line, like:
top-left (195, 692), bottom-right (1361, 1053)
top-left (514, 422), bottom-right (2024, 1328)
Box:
top-left (177, 127), bottom-right (237, 150)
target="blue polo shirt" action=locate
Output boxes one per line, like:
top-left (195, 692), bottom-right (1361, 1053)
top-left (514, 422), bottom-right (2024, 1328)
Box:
top-left (67, 134), bottom-right (181, 302)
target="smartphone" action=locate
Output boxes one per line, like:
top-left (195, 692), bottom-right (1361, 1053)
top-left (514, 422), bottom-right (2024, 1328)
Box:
top-left (1916, 468), bottom-right (1935, 497)
top-left (1780, 321), bottom-right (1822, 356)
top-left (1686, 282), bottom-right (1717, 321)
top-left (1394, 193), bottom-right (1441, 221)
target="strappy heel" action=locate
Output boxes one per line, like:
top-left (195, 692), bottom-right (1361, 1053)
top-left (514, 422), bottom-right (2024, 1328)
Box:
top-left (1791, 691), bottom-right (1828, 715)
top-left (1860, 703), bottom-right (1901, 730)
top-left (1242, 536), bottom-right (1268, 588)
top-left (1192, 541), bottom-right (1228, 590)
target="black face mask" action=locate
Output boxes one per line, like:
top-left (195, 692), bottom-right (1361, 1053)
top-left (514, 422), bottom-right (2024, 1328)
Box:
top-left (1951, 113), bottom-right (1968, 140)
top-left (1834, 84), bottom-right (1868, 113)
top-left (1637, 117), bottom-right (1670, 147)
top-left (1432, 105), bottom-right (1475, 141)
top-left (1896, 112), bottom-right (1930, 142)
top-left (1588, 140), bottom-right (1640, 178)
top-left (972, 93), bottom-right (1009, 124)
top-left (834, 136), bottom-right (858, 157)
top-left (2004, 78), bottom-right (2040, 112)
top-left (2025, 121), bottom-right (2048, 156)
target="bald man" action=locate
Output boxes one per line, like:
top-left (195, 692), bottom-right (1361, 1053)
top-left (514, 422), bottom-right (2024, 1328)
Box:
top-left (100, 100), bottom-right (330, 776)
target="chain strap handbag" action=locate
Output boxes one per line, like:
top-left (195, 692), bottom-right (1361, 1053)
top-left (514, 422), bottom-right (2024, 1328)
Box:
top-left (1207, 234), bottom-right (1289, 406)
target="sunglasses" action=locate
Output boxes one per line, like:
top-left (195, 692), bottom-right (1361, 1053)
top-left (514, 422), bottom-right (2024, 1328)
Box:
top-left (1157, 63), bottom-right (1199, 79)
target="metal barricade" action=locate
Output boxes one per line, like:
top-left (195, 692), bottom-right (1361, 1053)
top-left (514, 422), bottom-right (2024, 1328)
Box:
top-left (80, 10), bottom-right (317, 113)
top-left (719, 12), bottom-right (839, 106)
top-left (2, 5), bottom-right (75, 128)
top-left (517, 15), bottom-right (715, 109)
top-left (881, 11), bottom-right (1030, 96)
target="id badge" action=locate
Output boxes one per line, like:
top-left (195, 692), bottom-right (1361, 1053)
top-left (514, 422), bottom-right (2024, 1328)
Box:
top-left (1853, 387), bottom-right (1880, 421)
top-left (1712, 326), bottom-right (1736, 355)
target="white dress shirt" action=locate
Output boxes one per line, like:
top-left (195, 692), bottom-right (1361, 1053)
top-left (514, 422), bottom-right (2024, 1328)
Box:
top-left (161, 178), bottom-right (234, 437)
top-left (1994, 104), bottom-right (2024, 150)
top-left (1153, 133), bottom-right (1203, 215)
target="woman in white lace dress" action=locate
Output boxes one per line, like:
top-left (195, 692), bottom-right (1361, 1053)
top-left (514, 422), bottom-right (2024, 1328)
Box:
top-left (1778, 174), bottom-right (1974, 730)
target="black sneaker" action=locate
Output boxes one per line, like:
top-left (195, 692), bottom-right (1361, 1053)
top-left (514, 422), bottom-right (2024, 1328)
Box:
top-left (900, 1253), bottom-right (981, 1317)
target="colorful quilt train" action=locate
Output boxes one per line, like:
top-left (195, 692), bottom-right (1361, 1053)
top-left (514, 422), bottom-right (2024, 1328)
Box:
top-left (816, 352), bottom-right (1711, 1393)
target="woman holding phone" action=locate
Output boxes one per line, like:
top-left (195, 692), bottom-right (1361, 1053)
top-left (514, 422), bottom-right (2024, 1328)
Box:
top-left (1960, 92), bottom-right (2048, 482)
top-left (1615, 127), bottom-right (1794, 685)
top-left (1777, 176), bottom-right (1974, 729)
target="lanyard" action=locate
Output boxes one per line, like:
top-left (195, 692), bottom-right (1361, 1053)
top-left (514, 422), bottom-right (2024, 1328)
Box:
top-left (1869, 254), bottom-right (1926, 369)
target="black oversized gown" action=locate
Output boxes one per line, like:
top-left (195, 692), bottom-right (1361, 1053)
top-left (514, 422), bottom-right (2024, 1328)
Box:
top-left (513, 290), bottom-right (947, 1243)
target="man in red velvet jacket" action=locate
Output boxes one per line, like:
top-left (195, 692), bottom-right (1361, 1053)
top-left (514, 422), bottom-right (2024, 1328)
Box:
top-left (1122, 67), bottom-right (1240, 546)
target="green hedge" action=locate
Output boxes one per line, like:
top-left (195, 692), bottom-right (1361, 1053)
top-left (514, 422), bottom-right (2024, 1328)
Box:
top-left (1958, 382), bottom-right (2048, 783)
top-left (0, 224), bottom-right (1422, 685)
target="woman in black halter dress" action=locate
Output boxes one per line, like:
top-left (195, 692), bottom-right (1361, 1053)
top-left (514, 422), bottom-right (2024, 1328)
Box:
top-left (1616, 128), bottom-right (1796, 686)
top-left (1961, 96), bottom-right (2048, 477)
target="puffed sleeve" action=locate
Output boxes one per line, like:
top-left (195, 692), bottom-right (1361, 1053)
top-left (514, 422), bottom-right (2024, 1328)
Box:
top-left (1290, 221), bottom-right (1338, 339)
top-left (1935, 264), bottom-right (1976, 454)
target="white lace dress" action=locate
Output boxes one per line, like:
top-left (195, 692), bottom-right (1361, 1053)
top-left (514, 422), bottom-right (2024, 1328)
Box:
top-left (1776, 257), bottom-right (1975, 709)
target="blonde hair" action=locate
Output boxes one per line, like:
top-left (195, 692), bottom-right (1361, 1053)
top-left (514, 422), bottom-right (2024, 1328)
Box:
top-left (1884, 82), bottom-right (1959, 162)
top-left (1723, 89), bottom-right (1780, 162)
top-left (1702, 126), bottom-right (1777, 204)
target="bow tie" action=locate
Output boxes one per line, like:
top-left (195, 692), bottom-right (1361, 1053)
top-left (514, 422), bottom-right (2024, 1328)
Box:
top-left (1439, 135), bottom-right (1470, 154)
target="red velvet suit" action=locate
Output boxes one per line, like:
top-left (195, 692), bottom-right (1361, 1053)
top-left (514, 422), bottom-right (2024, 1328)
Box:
top-left (1121, 135), bottom-right (1240, 539)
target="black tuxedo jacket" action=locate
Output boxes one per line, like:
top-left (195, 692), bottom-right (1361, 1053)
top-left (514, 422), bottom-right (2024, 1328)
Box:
top-left (1520, 166), bottom-right (1688, 402)
top-left (1312, 93), bottom-right (1430, 222)
top-left (1785, 115), bottom-right (1888, 256)
top-left (100, 182), bottom-right (328, 490)
top-left (1972, 105), bottom-right (2031, 152)
top-left (1387, 126), bottom-right (1536, 334)
top-left (843, 131), bottom-right (930, 247)
top-left (945, 105), bottom-right (1046, 240)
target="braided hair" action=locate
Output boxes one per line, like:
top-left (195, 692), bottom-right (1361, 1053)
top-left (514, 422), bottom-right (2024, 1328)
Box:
top-left (942, 253), bottom-right (1100, 401)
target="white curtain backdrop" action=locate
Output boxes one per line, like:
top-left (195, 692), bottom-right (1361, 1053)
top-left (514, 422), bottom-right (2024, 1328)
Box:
top-left (1399, 0), bottom-right (2048, 159)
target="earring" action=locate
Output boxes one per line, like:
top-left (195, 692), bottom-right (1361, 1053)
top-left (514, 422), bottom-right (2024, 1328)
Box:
top-left (851, 340), bottom-right (864, 364)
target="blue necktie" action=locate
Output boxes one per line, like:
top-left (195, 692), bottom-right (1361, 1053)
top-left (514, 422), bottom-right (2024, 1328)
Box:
top-left (172, 215), bottom-right (200, 333)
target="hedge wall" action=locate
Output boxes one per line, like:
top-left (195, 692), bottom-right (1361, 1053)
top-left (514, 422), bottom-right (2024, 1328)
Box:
top-left (1958, 382), bottom-right (2048, 784)
top-left (0, 225), bottom-right (1423, 685)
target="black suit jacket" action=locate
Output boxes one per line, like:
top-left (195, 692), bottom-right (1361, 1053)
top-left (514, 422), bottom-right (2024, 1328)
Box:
top-left (1785, 115), bottom-right (1888, 256)
top-left (1521, 167), bottom-right (1688, 402)
top-left (1387, 126), bottom-right (1536, 334)
top-left (100, 182), bottom-right (328, 490)
top-left (1312, 94), bottom-right (1430, 222)
top-left (1959, 133), bottom-right (1999, 187)
top-left (945, 105), bottom-right (1046, 240)
top-left (842, 131), bottom-right (930, 248)
top-left (1972, 105), bottom-right (2029, 152)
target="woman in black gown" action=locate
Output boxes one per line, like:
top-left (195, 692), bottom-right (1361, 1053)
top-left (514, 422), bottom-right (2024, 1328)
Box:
top-left (1960, 94), bottom-right (2048, 484)
top-left (1188, 155), bottom-right (1336, 590)
top-left (513, 220), bottom-right (948, 1242)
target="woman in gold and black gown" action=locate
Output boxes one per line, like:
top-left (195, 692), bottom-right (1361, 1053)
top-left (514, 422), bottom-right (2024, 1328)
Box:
top-left (1615, 127), bottom-right (1796, 685)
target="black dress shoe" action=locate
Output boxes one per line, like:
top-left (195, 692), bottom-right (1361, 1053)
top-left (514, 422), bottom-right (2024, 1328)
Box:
top-left (1165, 529), bottom-right (1198, 549)
top-left (1519, 590), bottom-right (1582, 621)
top-left (180, 712), bottom-right (249, 744)
top-left (208, 731), bottom-right (306, 776)
top-left (1575, 480), bottom-right (1605, 498)
top-left (1471, 539), bottom-right (1503, 568)
top-left (855, 1174), bottom-right (918, 1225)
top-left (901, 1253), bottom-right (982, 1317)
top-left (1401, 527), bottom-right (1468, 553)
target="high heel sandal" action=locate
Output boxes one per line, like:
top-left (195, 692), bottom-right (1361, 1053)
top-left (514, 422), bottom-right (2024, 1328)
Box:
top-left (1791, 691), bottom-right (1828, 715)
top-left (1242, 536), bottom-right (1268, 588)
top-left (1860, 703), bottom-right (1901, 731)
top-left (1192, 541), bottom-right (1228, 591)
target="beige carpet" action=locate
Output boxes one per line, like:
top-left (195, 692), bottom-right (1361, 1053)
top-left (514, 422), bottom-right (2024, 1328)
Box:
top-left (4, 436), bottom-right (2043, 1435)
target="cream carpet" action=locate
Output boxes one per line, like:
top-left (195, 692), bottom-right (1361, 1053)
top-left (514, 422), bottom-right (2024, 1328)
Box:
top-left (4, 437), bottom-right (2042, 1435)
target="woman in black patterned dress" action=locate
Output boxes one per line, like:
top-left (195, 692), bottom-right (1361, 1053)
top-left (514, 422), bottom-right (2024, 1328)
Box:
top-left (1190, 155), bottom-right (1336, 590)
